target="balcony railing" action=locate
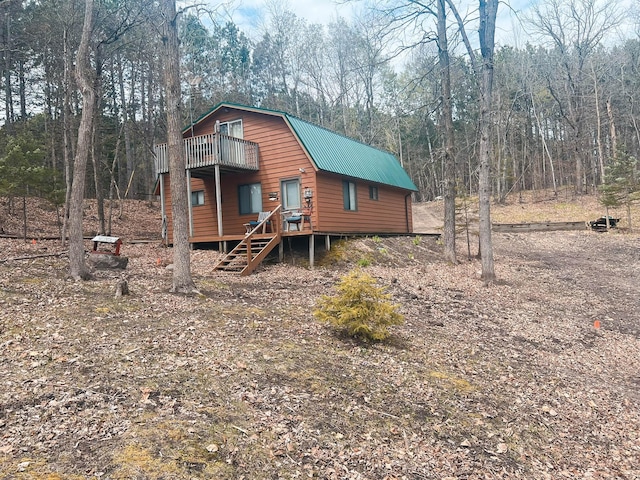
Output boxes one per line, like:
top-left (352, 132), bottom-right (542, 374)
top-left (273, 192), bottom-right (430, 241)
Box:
top-left (155, 133), bottom-right (259, 174)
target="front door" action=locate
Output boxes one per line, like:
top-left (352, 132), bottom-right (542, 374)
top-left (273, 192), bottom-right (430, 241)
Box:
top-left (281, 178), bottom-right (301, 211)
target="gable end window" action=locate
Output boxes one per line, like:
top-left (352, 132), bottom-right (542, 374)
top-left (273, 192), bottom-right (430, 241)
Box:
top-left (191, 190), bottom-right (205, 206)
top-left (343, 180), bottom-right (357, 211)
top-left (369, 185), bottom-right (379, 201)
top-left (238, 183), bottom-right (262, 215)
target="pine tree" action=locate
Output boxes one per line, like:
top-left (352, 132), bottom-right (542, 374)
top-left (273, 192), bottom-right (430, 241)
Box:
top-left (600, 150), bottom-right (639, 232)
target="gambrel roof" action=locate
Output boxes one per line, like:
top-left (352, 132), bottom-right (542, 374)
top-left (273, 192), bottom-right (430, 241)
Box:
top-left (189, 102), bottom-right (418, 192)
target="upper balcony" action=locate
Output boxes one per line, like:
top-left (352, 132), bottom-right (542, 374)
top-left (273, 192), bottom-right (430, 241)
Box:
top-left (155, 132), bottom-right (259, 176)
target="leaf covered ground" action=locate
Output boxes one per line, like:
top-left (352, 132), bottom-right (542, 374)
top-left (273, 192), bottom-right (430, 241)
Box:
top-left (0, 196), bottom-right (639, 479)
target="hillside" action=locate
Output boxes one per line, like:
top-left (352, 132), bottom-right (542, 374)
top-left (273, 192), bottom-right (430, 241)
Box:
top-left (1, 188), bottom-right (635, 240)
top-left (0, 193), bottom-right (639, 479)
top-left (413, 188), bottom-right (638, 234)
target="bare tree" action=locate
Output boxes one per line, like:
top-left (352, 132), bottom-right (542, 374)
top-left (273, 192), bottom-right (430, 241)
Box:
top-left (437, 0), bottom-right (457, 264)
top-left (477, 0), bottom-right (498, 283)
top-left (160, 0), bottom-right (197, 293)
top-left (528, 0), bottom-right (621, 193)
top-left (68, 0), bottom-right (95, 281)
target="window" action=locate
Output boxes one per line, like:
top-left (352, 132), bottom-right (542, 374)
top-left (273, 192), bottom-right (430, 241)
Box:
top-left (219, 119), bottom-right (243, 138)
top-left (369, 185), bottom-right (379, 201)
top-left (238, 183), bottom-right (262, 215)
top-left (219, 119), bottom-right (245, 165)
top-left (343, 181), bottom-right (357, 211)
top-left (281, 179), bottom-right (301, 210)
top-left (191, 190), bottom-right (205, 206)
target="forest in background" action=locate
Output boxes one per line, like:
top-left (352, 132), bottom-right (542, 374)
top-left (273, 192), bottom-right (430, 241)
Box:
top-left (0, 0), bottom-right (639, 209)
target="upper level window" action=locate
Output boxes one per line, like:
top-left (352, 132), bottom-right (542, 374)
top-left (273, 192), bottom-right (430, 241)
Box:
top-left (369, 185), bottom-right (379, 201)
top-left (238, 183), bottom-right (262, 215)
top-left (219, 119), bottom-right (243, 139)
top-left (343, 180), bottom-right (357, 211)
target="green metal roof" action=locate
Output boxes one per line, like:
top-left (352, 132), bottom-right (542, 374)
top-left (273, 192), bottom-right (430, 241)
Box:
top-left (284, 115), bottom-right (417, 191)
top-left (193, 102), bottom-right (417, 191)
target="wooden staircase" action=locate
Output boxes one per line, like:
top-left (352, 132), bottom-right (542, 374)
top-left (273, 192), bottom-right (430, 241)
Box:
top-left (213, 207), bottom-right (282, 276)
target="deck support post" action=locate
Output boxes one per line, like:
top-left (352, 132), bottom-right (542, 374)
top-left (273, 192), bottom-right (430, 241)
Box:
top-left (159, 174), bottom-right (167, 242)
top-left (325, 235), bottom-right (330, 252)
top-left (309, 234), bottom-right (315, 268)
top-left (214, 164), bottom-right (223, 237)
top-left (187, 170), bottom-right (193, 237)
top-left (278, 240), bottom-right (284, 262)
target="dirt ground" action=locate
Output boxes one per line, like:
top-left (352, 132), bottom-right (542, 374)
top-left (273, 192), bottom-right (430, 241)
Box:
top-left (0, 195), bottom-right (639, 479)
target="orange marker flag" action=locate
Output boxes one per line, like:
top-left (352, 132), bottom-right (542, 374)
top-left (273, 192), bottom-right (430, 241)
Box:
top-left (594, 320), bottom-right (601, 329)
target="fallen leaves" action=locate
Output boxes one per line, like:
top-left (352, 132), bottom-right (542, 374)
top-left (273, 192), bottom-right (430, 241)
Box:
top-left (0, 200), bottom-right (639, 478)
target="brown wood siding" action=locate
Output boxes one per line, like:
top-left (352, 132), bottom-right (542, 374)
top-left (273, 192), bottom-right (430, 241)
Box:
top-left (314, 172), bottom-right (412, 233)
top-left (190, 177), bottom-right (219, 237)
top-left (163, 106), bottom-right (413, 241)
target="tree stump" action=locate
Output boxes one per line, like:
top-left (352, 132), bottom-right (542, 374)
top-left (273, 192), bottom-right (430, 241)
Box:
top-left (115, 278), bottom-right (129, 298)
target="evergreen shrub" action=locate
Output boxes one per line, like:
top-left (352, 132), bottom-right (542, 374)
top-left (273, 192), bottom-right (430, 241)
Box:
top-left (314, 270), bottom-right (404, 341)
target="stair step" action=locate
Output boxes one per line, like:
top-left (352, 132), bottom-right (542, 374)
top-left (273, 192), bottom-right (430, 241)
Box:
top-left (213, 232), bottom-right (280, 275)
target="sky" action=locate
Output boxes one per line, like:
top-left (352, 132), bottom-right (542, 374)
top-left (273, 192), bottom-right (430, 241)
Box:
top-left (227, 0), bottom-right (532, 46)
top-left (226, 0), bottom-right (636, 50)
top-left (231, 0), bottom-right (356, 34)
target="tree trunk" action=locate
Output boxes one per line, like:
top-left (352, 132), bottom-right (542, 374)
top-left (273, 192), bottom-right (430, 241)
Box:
top-left (438, 0), bottom-right (457, 264)
top-left (117, 51), bottom-right (134, 198)
top-left (606, 97), bottom-right (617, 159)
top-left (18, 59), bottom-right (26, 121)
top-left (478, 0), bottom-right (498, 284)
top-left (3, 11), bottom-right (13, 127)
top-left (68, 0), bottom-right (95, 281)
top-left (592, 62), bottom-right (606, 185)
top-left (22, 195), bottom-right (26, 242)
top-left (531, 95), bottom-right (557, 195)
top-left (61, 27), bottom-right (73, 246)
top-left (92, 118), bottom-right (106, 234)
top-left (92, 52), bottom-right (105, 235)
top-left (160, 0), bottom-right (197, 293)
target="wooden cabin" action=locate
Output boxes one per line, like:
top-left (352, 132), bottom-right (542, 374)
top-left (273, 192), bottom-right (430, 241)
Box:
top-left (154, 102), bottom-right (417, 274)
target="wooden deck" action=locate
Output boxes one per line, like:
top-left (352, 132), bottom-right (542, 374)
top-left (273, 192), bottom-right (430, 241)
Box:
top-left (154, 132), bottom-right (259, 175)
top-left (187, 229), bottom-right (310, 244)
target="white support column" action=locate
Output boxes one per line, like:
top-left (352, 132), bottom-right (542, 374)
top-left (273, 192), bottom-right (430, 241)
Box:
top-left (159, 174), bottom-right (167, 242)
top-left (187, 170), bottom-right (193, 237)
top-left (215, 164), bottom-right (223, 237)
top-left (309, 234), bottom-right (315, 268)
top-left (325, 235), bottom-right (330, 252)
top-left (279, 240), bottom-right (284, 262)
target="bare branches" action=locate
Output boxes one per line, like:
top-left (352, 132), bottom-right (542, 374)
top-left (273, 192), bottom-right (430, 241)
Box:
top-left (527, 0), bottom-right (622, 58)
top-left (444, 0), bottom-right (478, 75)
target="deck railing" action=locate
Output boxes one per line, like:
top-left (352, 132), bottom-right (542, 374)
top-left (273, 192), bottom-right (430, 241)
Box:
top-left (154, 133), bottom-right (259, 174)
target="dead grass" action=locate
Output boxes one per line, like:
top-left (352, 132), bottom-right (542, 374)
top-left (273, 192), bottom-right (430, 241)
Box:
top-left (413, 187), bottom-right (640, 232)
